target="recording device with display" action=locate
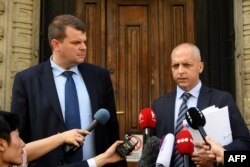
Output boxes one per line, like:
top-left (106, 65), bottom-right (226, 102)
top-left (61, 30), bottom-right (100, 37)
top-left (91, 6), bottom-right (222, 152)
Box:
top-left (63, 108), bottom-right (110, 155)
top-left (116, 135), bottom-right (139, 158)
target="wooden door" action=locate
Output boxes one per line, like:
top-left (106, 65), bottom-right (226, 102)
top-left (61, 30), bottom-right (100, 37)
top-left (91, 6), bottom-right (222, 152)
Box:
top-left (75, 0), bottom-right (194, 166)
top-left (106, 0), bottom-right (195, 138)
top-left (107, 0), bottom-right (160, 138)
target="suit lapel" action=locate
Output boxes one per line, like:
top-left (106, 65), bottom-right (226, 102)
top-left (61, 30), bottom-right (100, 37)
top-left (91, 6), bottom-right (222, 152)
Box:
top-left (40, 60), bottom-right (64, 123)
top-left (197, 85), bottom-right (211, 111)
top-left (167, 92), bottom-right (176, 133)
top-left (77, 63), bottom-right (98, 113)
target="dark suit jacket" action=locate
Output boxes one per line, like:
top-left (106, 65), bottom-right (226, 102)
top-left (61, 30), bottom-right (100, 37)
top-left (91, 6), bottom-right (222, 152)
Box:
top-left (11, 60), bottom-right (126, 167)
top-left (60, 161), bottom-right (88, 167)
top-left (152, 85), bottom-right (250, 165)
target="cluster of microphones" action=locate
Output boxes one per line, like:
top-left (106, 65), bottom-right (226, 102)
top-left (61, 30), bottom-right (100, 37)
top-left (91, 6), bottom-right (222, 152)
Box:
top-left (138, 107), bottom-right (209, 167)
top-left (61, 107), bottom-right (209, 167)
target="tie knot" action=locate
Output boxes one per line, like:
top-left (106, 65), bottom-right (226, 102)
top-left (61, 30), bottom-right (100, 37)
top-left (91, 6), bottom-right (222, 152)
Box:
top-left (182, 92), bottom-right (191, 101)
top-left (63, 71), bottom-right (74, 78)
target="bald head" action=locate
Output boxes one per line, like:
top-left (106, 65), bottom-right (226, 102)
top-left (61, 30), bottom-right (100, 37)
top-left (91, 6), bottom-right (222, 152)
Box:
top-left (171, 43), bottom-right (201, 62)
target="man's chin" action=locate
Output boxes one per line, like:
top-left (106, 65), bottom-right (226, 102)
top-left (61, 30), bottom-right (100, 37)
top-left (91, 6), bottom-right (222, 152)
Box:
top-left (77, 58), bottom-right (85, 64)
top-left (178, 83), bottom-right (189, 91)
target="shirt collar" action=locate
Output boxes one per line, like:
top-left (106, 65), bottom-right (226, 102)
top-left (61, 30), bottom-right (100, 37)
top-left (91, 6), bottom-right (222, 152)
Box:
top-left (176, 81), bottom-right (202, 99)
top-left (50, 56), bottom-right (80, 76)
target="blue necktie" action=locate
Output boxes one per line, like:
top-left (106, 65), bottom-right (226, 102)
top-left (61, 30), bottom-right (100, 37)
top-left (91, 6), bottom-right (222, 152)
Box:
top-left (172, 92), bottom-right (191, 167)
top-left (63, 71), bottom-right (82, 162)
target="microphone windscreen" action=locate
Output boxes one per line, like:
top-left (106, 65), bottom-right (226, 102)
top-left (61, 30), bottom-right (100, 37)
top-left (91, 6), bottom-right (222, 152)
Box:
top-left (176, 128), bottom-right (194, 156)
top-left (137, 136), bottom-right (160, 167)
top-left (139, 108), bottom-right (156, 129)
top-left (94, 108), bottom-right (110, 124)
top-left (185, 107), bottom-right (206, 129)
top-left (156, 133), bottom-right (175, 167)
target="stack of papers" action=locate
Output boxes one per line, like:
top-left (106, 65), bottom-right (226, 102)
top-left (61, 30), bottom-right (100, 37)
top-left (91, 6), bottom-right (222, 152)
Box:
top-left (185, 105), bottom-right (232, 150)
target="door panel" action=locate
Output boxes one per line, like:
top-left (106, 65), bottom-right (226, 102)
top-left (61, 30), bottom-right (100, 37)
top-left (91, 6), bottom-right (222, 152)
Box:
top-left (75, 0), bottom-right (106, 67)
top-left (107, 0), bottom-right (154, 138)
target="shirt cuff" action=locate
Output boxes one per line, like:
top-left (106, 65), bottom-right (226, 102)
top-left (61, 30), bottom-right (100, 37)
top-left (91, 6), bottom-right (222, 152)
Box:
top-left (87, 158), bottom-right (97, 167)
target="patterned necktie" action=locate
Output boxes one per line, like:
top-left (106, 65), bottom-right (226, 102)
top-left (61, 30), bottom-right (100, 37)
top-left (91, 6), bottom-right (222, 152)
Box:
top-left (172, 92), bottom-right (191, 167)
top-left (63, 71), bottom-right (82, 162)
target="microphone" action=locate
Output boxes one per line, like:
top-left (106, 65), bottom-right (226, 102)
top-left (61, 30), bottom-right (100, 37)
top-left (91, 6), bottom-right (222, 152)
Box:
top-left (185, 107), bottom-right (208, 143)
top-left (139, 108), bottom-right (156, 140)
top-left (176, 128), bottom-right (194, 167)
top-left (155, 133), bottom-right (175, 167)
top-left (63, 108), bottom-right (110, 154)
top-left (137, 136), bottom-right (160, 167)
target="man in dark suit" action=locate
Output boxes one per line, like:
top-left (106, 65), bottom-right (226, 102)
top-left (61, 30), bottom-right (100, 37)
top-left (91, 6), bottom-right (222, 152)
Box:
top-left (152, 43), bottom-right (250, 167)
top-left (10, 14), bottom-right (127, 167)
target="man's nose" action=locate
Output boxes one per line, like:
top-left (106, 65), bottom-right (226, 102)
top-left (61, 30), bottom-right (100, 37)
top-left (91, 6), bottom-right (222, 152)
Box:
top-left (80, 42), bottom-right (87, 50)
top-left (177, 65), bottom-right (185, 73)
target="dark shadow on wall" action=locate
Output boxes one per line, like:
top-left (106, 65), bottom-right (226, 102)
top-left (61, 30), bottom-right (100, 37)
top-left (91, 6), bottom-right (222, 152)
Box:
top-left (39, 0), bottom-right (76, 63)
top-left (194, 0), bottom-right (235, 99)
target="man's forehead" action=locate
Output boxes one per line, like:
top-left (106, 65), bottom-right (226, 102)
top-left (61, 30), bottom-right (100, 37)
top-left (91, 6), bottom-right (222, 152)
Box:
top-left (171, 56), bottom-right (195, 63)
top-left (172, 53), bottom-right (200, 63)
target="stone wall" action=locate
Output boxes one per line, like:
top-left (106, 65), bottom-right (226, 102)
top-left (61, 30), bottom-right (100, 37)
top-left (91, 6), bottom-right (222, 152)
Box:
top-left (235, 0), bottom-right (250, 128)
top-left (0, 0), bottom-right (40, 110)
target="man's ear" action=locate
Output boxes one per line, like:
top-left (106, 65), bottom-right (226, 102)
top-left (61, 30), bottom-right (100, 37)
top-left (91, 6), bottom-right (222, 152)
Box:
top-left (199, 61), bottom-right (204, 74)
top-left (0, 138), bottom-right (7, 151)
top-left (51, 39), bottom-right (60, 51)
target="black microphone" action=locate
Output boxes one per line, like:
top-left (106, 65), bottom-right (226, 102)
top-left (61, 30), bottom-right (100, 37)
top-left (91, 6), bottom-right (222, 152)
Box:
top-left (137, 136), bottom-right (160, 167)
top-left (63, 108), bottom-right (110, 155)
top-left (185, 107), bottom-right (209, 145)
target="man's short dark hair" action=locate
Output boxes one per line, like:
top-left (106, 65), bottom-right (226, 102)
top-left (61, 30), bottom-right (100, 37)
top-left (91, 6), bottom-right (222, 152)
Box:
top-left (0, 110), bottom-right (21, 143)
top-left (48, 14), bottom-right (86, 45)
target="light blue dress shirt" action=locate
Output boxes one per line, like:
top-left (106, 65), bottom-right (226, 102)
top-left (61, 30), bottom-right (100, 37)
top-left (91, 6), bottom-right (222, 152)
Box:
top-left (50, 58), bottom-right (96, 160)
top-left (174, 81), bottom-right (202, 128)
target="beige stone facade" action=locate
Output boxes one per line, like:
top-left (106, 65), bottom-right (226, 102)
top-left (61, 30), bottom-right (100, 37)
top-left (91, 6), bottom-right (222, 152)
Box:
top-left (0, 0), bottom-right (249, 129)
top-left (0, 0), bottom-right (40, 110)
top-left (235, 0), bottom-right (250, 127)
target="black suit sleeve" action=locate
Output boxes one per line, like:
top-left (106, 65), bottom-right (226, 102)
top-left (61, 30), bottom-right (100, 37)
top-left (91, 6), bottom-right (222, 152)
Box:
top-left (101, 70), bottom-right (127, 167)
top-left (219, 92), bottom-right (250, 151)
top-left (224, 104), bottom-right (250, 151)
top-left (10, 72), bottom-right (31, 142)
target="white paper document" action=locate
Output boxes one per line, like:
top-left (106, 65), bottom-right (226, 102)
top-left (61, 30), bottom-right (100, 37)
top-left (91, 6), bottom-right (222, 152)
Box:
top-left (186, 105), bottom-right (232, 148)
